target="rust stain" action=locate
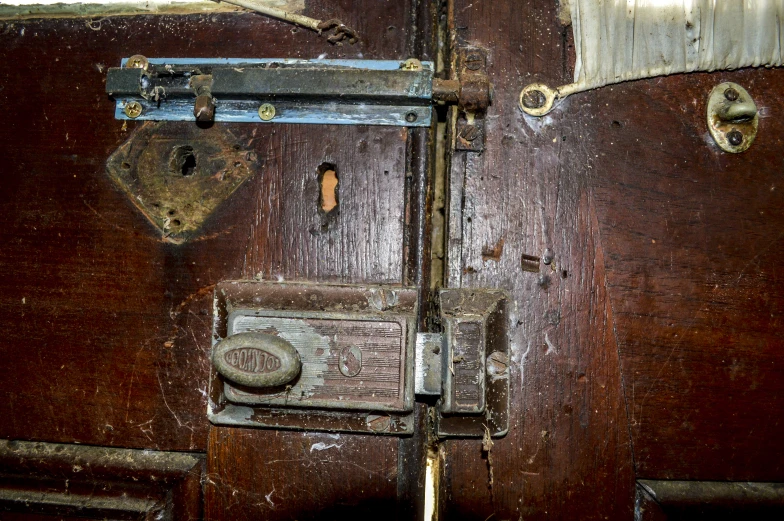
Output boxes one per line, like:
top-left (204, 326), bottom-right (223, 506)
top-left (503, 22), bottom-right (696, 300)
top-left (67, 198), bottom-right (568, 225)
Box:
top-left (481, 237), bottom-right (505, 261)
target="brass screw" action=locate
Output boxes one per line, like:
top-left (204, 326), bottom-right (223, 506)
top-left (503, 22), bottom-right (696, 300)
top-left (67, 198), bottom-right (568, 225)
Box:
top-left (401, 58), bottom-right (423, 71)
top-left (126, 55), bottom-right (149, 71)
top-left (258, 103), bottom-right (276, 121)
top-left (124, 101), bottom-right (143, 119)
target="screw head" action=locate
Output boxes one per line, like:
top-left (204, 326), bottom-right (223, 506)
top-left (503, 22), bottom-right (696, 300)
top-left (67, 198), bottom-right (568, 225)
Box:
top-left (124, 101), bottom-right (143, 119)
top-left (486, 351), bottom-right (509, 376)
top-left (724, 87), bottom-right (739, 101)
top-left (459, 124), bottom-right (479, 141)
top-left (727, 129), bottom-right (744, 146)
top-left (405, 111), bottom-right (418, 123)
top-left (465, 53), bottom-right (482, 71)
top-left (258, 103), bottom-right (276, 121)
top-left (522, 89), bottom-right (547, 109)
top-left (401, 58), bottom-right (423, 71)
top-left (366, 414), bottom-right (392, 432)
top-left (126, 55), bottom-right (149, 71)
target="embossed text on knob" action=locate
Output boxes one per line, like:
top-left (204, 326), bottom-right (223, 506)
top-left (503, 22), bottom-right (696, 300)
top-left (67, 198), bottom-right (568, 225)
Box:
top-left (212, 332), bottom-right (301, 388)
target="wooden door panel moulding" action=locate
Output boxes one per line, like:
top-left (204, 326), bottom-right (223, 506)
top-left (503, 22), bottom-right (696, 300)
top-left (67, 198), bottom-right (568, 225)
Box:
top-left (0, 439), bottom-right (204, 520)
top-left (636, 480), bottom-right (784, 521)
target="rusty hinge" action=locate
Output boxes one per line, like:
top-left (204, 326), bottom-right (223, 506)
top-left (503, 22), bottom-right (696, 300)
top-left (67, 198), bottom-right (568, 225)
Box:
top-left (208, 281), bottom-right (509, 438)
top-left (105, 56), bottom-right (490, 127)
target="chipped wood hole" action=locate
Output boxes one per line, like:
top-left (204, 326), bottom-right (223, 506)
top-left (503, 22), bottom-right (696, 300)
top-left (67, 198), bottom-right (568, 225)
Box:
top-left (481, 237), bottom-right (505, 262)
top-left (521, 253), bottom-right (541, 272)
top-left (319, 164), bottom-right (338, 213)
top-left (316, 162), bottom-right (339, 233)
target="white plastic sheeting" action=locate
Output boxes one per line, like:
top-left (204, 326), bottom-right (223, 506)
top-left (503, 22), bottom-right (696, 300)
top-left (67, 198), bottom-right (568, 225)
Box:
top-left (522, 0), bottom-right (784, 114)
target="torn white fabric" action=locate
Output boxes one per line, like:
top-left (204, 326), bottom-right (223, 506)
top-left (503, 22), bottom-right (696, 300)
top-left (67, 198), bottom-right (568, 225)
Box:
top-left (523, 0), bottom-right (784, 114)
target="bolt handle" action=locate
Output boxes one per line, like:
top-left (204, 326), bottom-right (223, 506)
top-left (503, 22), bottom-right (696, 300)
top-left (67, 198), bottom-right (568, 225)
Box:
top-left (193, 94), bottom-right (215, 123)
top-left (212, 332), bottom-right (301, 388)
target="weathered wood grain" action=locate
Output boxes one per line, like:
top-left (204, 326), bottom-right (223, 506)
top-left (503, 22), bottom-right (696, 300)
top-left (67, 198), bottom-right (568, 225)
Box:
top-left (440, 0), bottom-right (635, 518)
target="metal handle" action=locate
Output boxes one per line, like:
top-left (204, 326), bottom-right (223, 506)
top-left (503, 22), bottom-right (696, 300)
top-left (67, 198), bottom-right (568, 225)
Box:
top-left (212, 332), bottom-right (301, 388)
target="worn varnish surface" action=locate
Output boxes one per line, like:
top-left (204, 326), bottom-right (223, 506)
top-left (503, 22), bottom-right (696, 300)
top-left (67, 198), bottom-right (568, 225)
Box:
top-left (4, 0), bottom-right (784, 518)
top-left (0, 2), bottom-right (429, 516)
top-left (589, 69), bottom-right (784, 480)
top-left (0, 3), bottom-right (415, 448)
top-left (443, 0), bottom-right (784, 517)
top-left (441, 0), bottom-right (634, 519)
top-left (206, 421), bottom-right (412, 520)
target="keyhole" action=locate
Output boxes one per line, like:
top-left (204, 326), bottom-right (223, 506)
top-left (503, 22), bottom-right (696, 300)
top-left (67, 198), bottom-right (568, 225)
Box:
top-left (169, 145), bottom-right (197, 177)
top-left (316, 163), bottom-right (339, 234)
top-left (319, 164), bottom-right (338, 213)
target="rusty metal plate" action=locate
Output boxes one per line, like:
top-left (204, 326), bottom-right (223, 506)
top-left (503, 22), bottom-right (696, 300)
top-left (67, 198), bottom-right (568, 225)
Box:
top-left (208, 282), bottom-right (418, 435)
top-left (436, 289), bottom-right (509, 438)
top-left (106, 122), bottom-right (259, 244)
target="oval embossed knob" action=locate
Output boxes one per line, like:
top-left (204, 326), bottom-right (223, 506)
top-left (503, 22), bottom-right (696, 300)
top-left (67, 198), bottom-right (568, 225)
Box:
top-left (212, 332), bottom-right (301, 388)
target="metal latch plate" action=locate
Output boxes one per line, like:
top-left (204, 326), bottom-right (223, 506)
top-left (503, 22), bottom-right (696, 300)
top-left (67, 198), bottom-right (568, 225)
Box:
top-left (436, 289), bottom-right (509, 438)
top-left (209, 281), bottom-right (418, 435)
top-left (209, 282), bottom-right (509, 438)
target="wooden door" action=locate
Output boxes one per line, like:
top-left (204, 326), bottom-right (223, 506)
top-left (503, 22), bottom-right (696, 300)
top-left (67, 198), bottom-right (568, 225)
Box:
top-left (0, 2), bottom-right (433, 519)
top-left (438, 0), bottom-right (784, 519)
top-left (2, 0), bottom-right (784, 520)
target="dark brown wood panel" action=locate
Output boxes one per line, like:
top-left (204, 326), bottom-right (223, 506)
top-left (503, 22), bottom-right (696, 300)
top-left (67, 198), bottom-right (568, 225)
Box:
top-left (587, 69), bottom-right (784, 480)
top-left (440, 1), bottom-right (635, 519)
top-left (207, 426), bottom-right (401, 520)
top-left (0, 3), bottom-right (421, 454)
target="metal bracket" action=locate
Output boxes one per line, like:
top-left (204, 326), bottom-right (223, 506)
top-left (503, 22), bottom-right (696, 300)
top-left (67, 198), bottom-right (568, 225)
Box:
top-left (106, 56), bottom-right (491, 127)
top-left (209, 282), bottom-right (509, 437)
top-left (707, 82), bottom-right (758, 153)
top-left (105, 122), bottom-right (260, 244)
top-left (452, 47), bottom-right (490, 153)
top-left (416, 289), bottom-right (510, 438)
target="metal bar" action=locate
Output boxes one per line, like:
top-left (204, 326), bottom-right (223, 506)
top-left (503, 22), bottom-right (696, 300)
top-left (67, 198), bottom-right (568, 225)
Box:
top-left (107, 57), bottom-right (436, 127)
top-left (211, 68), bottom-right (432, 101)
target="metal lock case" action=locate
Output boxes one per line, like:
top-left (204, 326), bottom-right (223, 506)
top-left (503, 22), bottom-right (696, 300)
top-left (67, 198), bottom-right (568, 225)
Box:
top-left (209, 281), bottom-right (418, 435)
top-left (208, 281), bottom-right (509, 437)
